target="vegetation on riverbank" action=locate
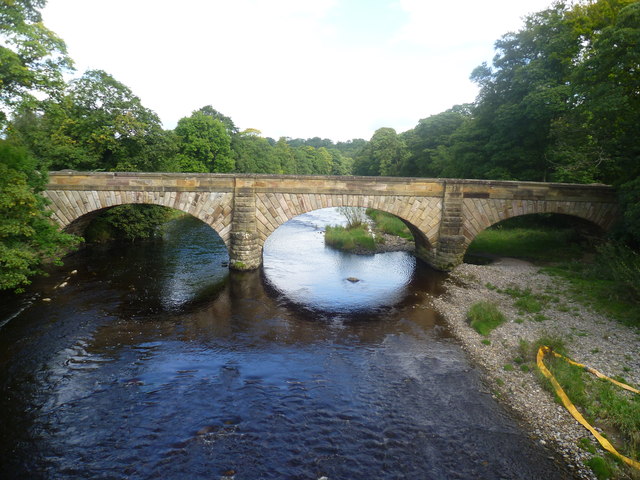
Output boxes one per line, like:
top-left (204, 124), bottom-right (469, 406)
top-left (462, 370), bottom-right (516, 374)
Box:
top-left (365, 209), bottom-right (412, 239)
top-left (467, 301), bottom-right (506, 336)
top-left (467, 218), bottom-right (640, 329)
top-left (438, 258), bottom-right (640, 480)
top-left (84, 205), bottom-right (184, 243)
top-left (516, 337), bottom-right (640, 480)
top-left (0, 142), bottom-right (81, 292)
top-left (466, 219), bottom-right (640, 478)
top-left (324, 208), bottom-right (412, 253)
top-left (324, 225), bottom-right (378, 252)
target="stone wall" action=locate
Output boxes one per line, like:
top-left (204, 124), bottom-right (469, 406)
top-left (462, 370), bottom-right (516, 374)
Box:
top-left (44, 172), bottom-right (619, 271)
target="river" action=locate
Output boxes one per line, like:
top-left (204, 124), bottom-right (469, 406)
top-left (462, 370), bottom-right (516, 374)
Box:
top-left (0, 208), bottom-right (571, 479)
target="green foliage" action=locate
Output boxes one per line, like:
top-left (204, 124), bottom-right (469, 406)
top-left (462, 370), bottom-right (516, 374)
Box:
top-left (0, 0), bottom-right (73, 127)
top-left (543, 245), bottom-right (640, 328)
top-left (543, 352), bottom-right (640, 475)
top-left (617, 177), bottom-right (640, 246)
top-left (96, 205), bottom-right (172, 242)
top-left (466, 224), bottom-right (584, 262)
top-left (175, 110), bottom-right (234, 173)
top-left (366, 209), bottom-right (413, 239)
top-left (0, 141), bottom-right (79, 291)
top-left (233, 129), bottom-right (279, 174)
top-left (514, 296), bottom-right (543, 314)
top-left (353, 127), bottom-right (409, 176)
top-left (467, 301), bottom-right (506, 336)
top-left (400, 107), bottom-right (470, 177)
top-left (338, 207), bottom-right (367, 229)
top-left (585, 456), bottom-right (612, 480)
top-left (324, 225), bottom-right (377, 252)
top-left (519, 336), bottom-right (567, 363)
top-left (595, 243), bottom-right (640, 301)
top-left (273, 138), bottom-right (297, 174)
top-left (9, 69), bottom-right (169, 172)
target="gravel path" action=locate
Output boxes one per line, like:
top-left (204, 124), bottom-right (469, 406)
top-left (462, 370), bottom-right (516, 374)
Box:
top-left (432, 258), bottom-right (640, 479)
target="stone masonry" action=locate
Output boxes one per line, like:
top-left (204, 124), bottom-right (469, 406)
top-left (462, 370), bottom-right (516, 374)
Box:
top-left (43, 172), bottom-right (619, 271)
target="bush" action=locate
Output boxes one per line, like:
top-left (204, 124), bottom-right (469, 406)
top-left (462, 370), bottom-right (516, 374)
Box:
top-left (0, 141), bottom-right (80, 292)
top-left (467, 301), bottom-right (506, 336)
top-left (338, 206), bottom-right (367, 229)
top-left (87, 204), bottom-right (172, 242)
top-left (596, 242), bottom-right (640, 301)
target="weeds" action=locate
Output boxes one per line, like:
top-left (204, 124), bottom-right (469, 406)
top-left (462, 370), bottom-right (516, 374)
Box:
top-left (529, 338), bottom-right (640, 479)
top-left (365, 209), bottom-right (413, 239)
top-left (466, 226), bottom-right (583, 262)
top-left (467, 301), bottom-right (506, 336)
top-left (466, 220), bottom-right (640, 329)
top-left (325, 225), bottom-right (377, 251)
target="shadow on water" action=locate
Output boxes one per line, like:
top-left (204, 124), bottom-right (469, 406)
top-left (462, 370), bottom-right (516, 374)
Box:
top-left (0, 211), bottom-right (573, 479)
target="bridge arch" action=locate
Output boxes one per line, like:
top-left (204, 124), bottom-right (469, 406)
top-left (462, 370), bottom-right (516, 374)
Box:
top-left (43, 172), bottom-right (619, 271)
top-left (42, 189), bottom-right (234, 248)
top-left (253, 192), bottom-right (441, 258)
top-left (459, 197), bottom-right (616, 256)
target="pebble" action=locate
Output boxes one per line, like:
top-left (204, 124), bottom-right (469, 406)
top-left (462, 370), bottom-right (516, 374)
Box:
top-left (433, 258), bottom-right (640, 480)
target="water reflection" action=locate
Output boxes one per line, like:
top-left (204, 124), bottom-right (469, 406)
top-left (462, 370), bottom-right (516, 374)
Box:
top-left (263, 208), bottom-right (420, 313)
top-left (0, 210), bottom-right (571, 479)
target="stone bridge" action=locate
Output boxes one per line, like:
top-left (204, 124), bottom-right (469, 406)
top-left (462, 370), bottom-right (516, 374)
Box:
top-left (43, 172), bottom-right (618, 271)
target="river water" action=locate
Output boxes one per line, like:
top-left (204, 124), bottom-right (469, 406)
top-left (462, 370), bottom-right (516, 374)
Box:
top-left (0, 209), bottom-right (571, 479)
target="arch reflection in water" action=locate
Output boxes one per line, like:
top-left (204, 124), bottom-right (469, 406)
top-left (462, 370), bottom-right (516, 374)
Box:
top-left (263, 208), bottom-right (417, 313)
top-left (0, 207), bottom-right (573, 480)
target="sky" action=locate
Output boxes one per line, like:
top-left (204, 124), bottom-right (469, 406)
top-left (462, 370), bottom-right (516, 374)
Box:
top-left (42, 0), bottom-right (553, 142)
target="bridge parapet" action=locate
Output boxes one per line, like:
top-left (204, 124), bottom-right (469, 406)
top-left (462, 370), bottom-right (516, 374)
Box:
top-left (44, 172), bottom-right (619, 271)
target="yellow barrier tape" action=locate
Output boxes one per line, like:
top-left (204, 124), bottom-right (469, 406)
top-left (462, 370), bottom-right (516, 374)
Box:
top-left (536, 346), bottom-right (640, 471)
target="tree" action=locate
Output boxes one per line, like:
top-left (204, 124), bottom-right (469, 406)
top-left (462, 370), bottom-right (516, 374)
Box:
top-left (313, 147), bottom-right (333, 175)
top-left (174, 111), bottom-right (234, 173)
top-left (195, 105), bottom-right (238, 135)
top-left (9, 70), bottom-right (168, 172)
top-left (467, 2), bottom-right (579, 181)
top-left (353, 128), bottom-right (409, 176)
top-left (0, 140), bottom-right (79, 291)
top-left (401, 107), bottom-right (469, 177)
top-left (274, 137), bottom-right (296, 174)
top-left (569, 2), bottom-right (640, 185)
top-left (232, 129), bottom-right (279, 174)
top-left (294, 146), bottom-right (316, 175)
top-left (328, 148), bottom-right (353, 175)
top-left (0, 0), bottom-right (73, 127)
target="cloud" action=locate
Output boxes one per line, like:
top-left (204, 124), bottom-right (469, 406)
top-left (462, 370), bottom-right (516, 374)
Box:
top-left (43, 0), bottom-right (554, 141)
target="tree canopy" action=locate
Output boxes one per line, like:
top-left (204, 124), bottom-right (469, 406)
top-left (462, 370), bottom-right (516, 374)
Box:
top-left (0, 0), bottom-right (73, 127)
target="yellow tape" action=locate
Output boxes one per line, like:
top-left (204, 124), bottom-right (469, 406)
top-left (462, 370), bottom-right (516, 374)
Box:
top-left (536, 346), bottom-right (640, 471)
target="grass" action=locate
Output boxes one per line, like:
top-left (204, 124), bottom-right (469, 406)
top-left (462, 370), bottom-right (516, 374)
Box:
top-left (467, 301), bottom-right (506, 336)
top-left (365, 209), bottom-right (413, 239)
top-left (468, 218), bottom-right (640, 329)
top-left (519, 336), bottom-right (640, 479)
top-left (466, 226), bottom-right (583, 262)
top-left (547, 356), bottom-right (640, 478)
top-left (514, 296), bottom-right (543, 314)
top-left (325, 225), bottom-right (377, 252)
top-left (543, 260), bottom-right (640, 328)
top-left (585, 457), bottom-right (613, 480)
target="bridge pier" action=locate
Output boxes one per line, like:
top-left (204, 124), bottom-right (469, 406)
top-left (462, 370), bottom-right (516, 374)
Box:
top-left (41, 172), bottom-right (619, 275)
top-left (229, 181), bottom-right (263, 271)
top-left (430, 182), bottom-right (467, 270)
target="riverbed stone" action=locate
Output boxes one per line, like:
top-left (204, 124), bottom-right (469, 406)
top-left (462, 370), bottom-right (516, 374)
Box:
top-left (433, 259), bottom-right (640, 480)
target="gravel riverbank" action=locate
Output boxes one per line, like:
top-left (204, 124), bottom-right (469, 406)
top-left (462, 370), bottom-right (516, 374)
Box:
top-left (432, 258), bottom-right (640, 479)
